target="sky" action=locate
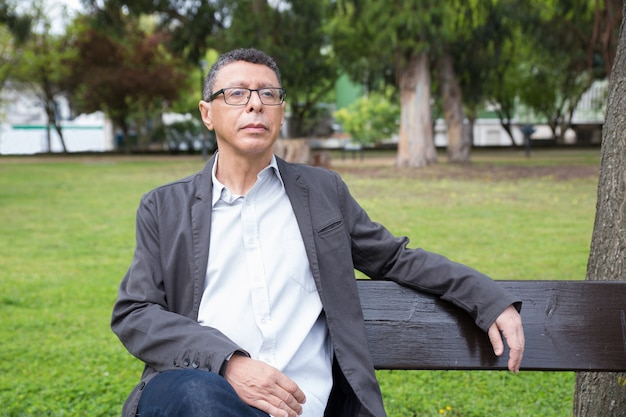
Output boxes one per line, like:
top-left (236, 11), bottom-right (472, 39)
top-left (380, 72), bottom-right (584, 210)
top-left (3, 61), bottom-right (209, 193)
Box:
top-left (47, 0), bottom-right (83, 12)
top-left (43, 0), bottom-right (84, 33)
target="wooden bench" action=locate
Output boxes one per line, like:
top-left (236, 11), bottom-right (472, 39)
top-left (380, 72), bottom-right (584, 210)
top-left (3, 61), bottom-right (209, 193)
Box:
top-left (358, 280), bottom-right (626, 372)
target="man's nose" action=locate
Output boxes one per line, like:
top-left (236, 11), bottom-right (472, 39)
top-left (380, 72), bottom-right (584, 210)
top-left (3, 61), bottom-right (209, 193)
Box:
top-left (247, 90), bottom-right (264, 111)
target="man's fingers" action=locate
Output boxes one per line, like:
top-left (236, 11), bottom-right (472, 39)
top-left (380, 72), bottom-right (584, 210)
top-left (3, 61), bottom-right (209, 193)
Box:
top-left (224, 356), bottom-right (305, 416)
top-left (268, 379), bottom-right (305, 416)
top-left (233, 378), bottom-right (304, 417)
top-left (491, 305), bottom-right (525, 373)
top-left (503, 321), bottom-right (525, 373)
top-left (255, 398), bottom-right (299, 417)
top-left (508, 343), bottom-right (524, 373)
top-left (487, 323), bottom-right (505, 356)
top-left (249, 399), bottom-right (294, 417)
top-left (277, 377), bottom-right (306, 408)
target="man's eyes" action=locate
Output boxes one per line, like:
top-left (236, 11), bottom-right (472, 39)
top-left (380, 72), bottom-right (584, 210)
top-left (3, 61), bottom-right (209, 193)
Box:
top-left (228, 89), bottom-right (247, 97)
top-left (227, 89), bottom-right (275, 96)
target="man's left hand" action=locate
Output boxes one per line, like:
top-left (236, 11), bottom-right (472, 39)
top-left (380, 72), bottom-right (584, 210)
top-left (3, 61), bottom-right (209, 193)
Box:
top-left (487, 305), bottom-right (525, 373)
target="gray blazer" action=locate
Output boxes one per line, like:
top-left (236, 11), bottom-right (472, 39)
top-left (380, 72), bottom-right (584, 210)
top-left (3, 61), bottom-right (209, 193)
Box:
top-left (111, 155), bottom-right (520, 417)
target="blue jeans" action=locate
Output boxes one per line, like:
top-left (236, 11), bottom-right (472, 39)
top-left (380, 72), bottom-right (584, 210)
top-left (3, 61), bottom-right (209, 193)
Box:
top-left (137, 369), bottom-right (270, 417)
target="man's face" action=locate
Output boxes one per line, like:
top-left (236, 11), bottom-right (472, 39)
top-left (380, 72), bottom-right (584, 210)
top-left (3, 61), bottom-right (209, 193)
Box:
top-left (199, 61), bottom-right (285, 158)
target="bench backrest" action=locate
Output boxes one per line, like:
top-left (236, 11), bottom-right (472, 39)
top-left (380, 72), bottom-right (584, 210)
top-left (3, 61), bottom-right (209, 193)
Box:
top-left (357, 280), bottom-right (626, 372)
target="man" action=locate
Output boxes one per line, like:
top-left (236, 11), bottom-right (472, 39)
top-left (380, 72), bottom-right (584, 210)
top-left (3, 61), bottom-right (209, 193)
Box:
top-left (111, 48), bottom-right (524, 417)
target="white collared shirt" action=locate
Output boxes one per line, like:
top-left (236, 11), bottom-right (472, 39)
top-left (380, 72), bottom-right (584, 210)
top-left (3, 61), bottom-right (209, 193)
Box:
top-left (198, 154), bottom-right (332, 416)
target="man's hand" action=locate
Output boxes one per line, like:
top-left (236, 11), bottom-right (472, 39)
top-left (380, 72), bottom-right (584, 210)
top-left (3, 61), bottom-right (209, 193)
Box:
top-left (224, 355), bottom-right (306, 417)
top-left (487, 305), bottom-right (525, 373)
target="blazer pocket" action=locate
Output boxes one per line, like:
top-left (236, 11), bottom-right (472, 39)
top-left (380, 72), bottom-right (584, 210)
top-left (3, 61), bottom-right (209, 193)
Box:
top-left (316, 218), bottom-right (344, 238)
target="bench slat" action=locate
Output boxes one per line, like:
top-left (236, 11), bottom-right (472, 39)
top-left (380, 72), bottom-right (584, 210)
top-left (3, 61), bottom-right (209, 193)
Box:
top-left (358, 280), bottom-right (626, 372)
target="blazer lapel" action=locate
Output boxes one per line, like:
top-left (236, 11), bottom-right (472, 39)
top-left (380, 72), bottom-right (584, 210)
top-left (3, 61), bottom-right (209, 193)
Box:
top-left (190, 155), bottom-right (216, 319)
top-left (277, 158), bottom-right (322, 286)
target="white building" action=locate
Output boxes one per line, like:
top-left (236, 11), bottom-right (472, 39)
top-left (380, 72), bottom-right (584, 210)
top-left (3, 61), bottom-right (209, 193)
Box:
top-left (0, 88), bottom-right (114, 155)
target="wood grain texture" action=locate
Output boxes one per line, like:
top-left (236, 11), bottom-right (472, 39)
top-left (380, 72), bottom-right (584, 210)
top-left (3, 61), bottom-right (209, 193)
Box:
top-left (358, 280), bottom-right (626, 372)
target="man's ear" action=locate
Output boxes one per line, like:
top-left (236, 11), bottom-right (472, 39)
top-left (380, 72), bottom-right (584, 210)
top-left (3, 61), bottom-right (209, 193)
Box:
top-left (199, 101), bottom-right (214, 131)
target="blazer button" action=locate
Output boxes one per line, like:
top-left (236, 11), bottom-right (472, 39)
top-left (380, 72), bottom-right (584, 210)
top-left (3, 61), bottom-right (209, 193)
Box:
top-left (183, 358), bottom-right (190, 367)
top-left (192, 361), bottom-right (199, 368)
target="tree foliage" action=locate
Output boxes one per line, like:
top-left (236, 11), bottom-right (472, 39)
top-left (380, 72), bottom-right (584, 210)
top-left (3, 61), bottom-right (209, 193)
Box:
top-left (0, 0), bottom-right (32, 44)
top-left (0, 0), bottom-right (32, 107)
top-left (482, 0), bottom-right (621, 145)
top-left (450, 0), bottom-right (528, 146)
top-left (0, 26), bottom-right (17, 97)
top-left (592, 0), bottom-right (623, 78)
top-left (330, 0), bottom-right (440, 167)
top-left (334, 89), bottom-right (400, 146)
top-left (64, 14), bottom-right (190, 149)
top-left (513, 0), bottom-right (607, 142)
top-left (9, 0), bottom-right (76, 152)
top-left (215, 0), bottom-right (340, 137)
top-left (82, 0), bottom-right (226, 64)
top-left (331, 0), bottom-right (619, 164)
top-left (331, 0), bottom-right (525, 164)
top-left (89, 0), bottom-right (339, 138)
top-left (2, 0), bottom-right (622, 157)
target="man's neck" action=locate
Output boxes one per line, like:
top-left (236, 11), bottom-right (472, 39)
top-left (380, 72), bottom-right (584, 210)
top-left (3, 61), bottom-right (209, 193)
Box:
top-left (215, 151), bottom-right (273, 196)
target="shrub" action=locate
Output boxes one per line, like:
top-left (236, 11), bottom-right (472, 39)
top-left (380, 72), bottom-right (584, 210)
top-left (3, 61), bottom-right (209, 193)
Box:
top-left (334, 89), bottom-right (400, 146)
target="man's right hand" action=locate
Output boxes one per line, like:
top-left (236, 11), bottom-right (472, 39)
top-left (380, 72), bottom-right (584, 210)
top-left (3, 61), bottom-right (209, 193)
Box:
top-left (224, 355), bottom-right (306, 417)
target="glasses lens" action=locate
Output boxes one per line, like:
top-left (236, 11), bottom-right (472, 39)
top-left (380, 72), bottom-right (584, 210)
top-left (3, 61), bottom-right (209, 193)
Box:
top-left (223, 88), bottom-right (249, 105)
top-left (258, 89), bottom-right (284, 105)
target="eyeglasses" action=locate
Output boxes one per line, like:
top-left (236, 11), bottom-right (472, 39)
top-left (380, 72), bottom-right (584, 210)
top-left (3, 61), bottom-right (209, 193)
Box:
top-left (209, 87), bottom-right (286, 106)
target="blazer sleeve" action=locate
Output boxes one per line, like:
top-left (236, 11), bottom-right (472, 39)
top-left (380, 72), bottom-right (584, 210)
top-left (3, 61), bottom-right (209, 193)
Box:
top-left (111, 191), bottom-right (245, 374)
top-left (337, 177), bottom-right (521, 332)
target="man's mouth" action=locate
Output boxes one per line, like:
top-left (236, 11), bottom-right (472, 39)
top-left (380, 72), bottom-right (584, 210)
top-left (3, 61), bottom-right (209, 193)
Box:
top-left (242, 123), bottom-right (267, 132)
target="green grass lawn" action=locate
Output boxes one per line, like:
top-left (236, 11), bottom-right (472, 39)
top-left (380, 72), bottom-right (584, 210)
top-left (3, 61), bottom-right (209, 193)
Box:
top-left (0, 148), bottom-right (600, 416)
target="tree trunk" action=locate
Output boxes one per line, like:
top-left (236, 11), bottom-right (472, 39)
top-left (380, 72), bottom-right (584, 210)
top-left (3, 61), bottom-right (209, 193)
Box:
top-left (396, 51), bottom-right (437, 168)
top-left (51, 120), bottom-right (68, 153)
top-left (438, 52), bottom-right (470, 163)
top-left (42, 75), bottom-right (68, 153)
top-left (45, 123), bottom-right (52, 153)
top-left (252, 0), bottom-right (263, 13)
top-left (592, 0), bottom-right (623, 79)
top-left (573, 4), bottom-right (626, 416)
top-left (114, 116), bottom-right (132, 154)
top-left (466, 113), bottom-right (476, 149)
top-left (48, 101), bottom-right (67, 153)
top-left (273, 138), bottom-right (311, 164)
top-left (285, 103), bottom-right (308, 138)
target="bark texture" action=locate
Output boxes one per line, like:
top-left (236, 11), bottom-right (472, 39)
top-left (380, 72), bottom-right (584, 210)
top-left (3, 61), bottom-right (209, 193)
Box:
top-left (438, 53), bottom-right (471, 163)
top-left (396, 52), bottom-right (438, 168)
top-left (573, 3), bottom-right (626, 416)
top-left (273, 138), bottom-right (311, 164)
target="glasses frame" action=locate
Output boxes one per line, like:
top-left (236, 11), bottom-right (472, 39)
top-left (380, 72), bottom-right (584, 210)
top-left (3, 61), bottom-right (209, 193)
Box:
top-left (208, 87), bottom-right (286, 106)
